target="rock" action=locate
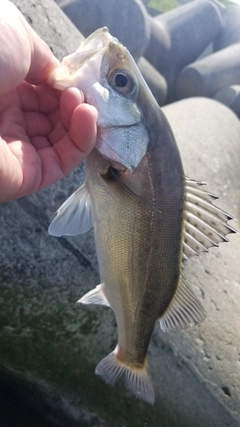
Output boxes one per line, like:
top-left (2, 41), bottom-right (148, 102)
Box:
top-left (214, 85), bottom-right (240, 118)
top-left (1, 1), bottom-right (240, 426)
top-left (176, 43), bottom-right (240, 99)
top-left (59, 0), bottom-right (150, 60)
top-left (15, 0), bottom-right (85, 56)
top-left (137, 57), bottom-right (167, 105)
top-left (214, 4), bottom-right (240, 51)
top-left (162, 97), bottom-right (240, 423)
top-left (144, 0), bottom-right (223, 102)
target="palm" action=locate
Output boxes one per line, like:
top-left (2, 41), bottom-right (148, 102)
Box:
top-left (0, 82), bottom-right (97, 202)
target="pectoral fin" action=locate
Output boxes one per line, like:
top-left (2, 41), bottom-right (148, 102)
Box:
top-left (48, 182), bottom-right (93, 237)
top-left (159, 274), bottom-right (206, 332)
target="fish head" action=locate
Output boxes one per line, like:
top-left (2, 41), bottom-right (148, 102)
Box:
top-left (49, 28), bottom-right (156, 171)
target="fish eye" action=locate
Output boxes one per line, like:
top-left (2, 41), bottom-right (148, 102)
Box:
top-left (115, 73), bottom-right (128, 88)
top-left (109, 69), bottom-right (137, 95)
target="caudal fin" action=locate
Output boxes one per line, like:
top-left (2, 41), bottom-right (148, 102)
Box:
top-left (95, 347), bottom-right (155, 404)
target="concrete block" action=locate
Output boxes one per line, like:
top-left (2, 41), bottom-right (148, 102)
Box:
top-left (176, 43), bottom-right (240, 99)
top-left (59, 0), bottom-right (150, 60)
top-left (137, 57), bottom-right (167, 105)
top-left (214, 4), bottom-right (240, 51)
top-left (214, 85), bottom-right (240, 118)
top-left (1, 1), bottom-right (240, 426)
top-left (145, 0), bottom-right (223, 101)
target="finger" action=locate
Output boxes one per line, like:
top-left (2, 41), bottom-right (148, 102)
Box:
top-left (60, 87), bottom-right (84, 130)
top-left (0, 1), bottom-right (32, 95)
top-left (0, 1), bottom-right (59, 94)
top-left (24, 25), bottom-right (59, 85)
top-left (17, 82), bottom-right (59, 114)
top-left (69, 103), bottom-right (98, 155)
top-left (37, 104), bottom-right (97, 189)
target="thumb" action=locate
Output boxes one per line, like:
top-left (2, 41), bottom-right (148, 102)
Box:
top-left (25, 24), bottom-right (60, 85)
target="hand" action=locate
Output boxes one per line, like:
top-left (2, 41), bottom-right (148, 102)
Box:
top-left (0, 1), bottom-right (97, 203)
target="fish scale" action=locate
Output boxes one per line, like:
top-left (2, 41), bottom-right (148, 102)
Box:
top-left (48, 28), bottom-right (236, 404)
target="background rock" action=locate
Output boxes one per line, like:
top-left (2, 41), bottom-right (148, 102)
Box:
top-left (214, 85), bottom-right (240, 118)
top-left (214, 4), bottom-right (240, 51)
top-left (144, 0), bottom-right (223, 101)
top-left (58, 0), bottom-right (150, 60)
top-left (162, 97), bottom-right (240, 421)
top-left (137, 57), bottom-right (167, 105)
top-left (176, 43), bottom-right (240, 99)
top-left (1, 0), bottom-right (240, 426)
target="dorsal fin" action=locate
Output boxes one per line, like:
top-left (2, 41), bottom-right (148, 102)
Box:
top-left (182, 178), bottom-right (236, 262)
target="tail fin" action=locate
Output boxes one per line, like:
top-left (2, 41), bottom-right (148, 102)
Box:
top-left (95, 347), bottom-right (155, 404)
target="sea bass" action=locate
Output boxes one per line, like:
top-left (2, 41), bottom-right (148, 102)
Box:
top-left (48, 28), bottom-right (235, 404)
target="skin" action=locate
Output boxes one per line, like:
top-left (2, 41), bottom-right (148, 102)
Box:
top-left (0, 0), bottom-right (98, 203)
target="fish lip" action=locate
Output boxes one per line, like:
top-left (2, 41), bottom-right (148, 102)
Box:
top-left (48, 27), bottom-right (115, 88)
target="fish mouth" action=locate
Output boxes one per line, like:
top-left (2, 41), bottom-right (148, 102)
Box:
top-left (48, 27), bottom-right (117, 89)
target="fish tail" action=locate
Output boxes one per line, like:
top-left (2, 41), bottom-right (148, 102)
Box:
top-left (95, 346), bottom-right (155, 404)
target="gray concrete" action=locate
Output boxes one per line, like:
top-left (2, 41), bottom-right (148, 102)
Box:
top-left (1, 1), bottom-right (240, 426)
top-left (58, 0), bottom-right (150, 60)
top-left (162, 97), bottom-right (240, 423)
top-left (214, 85), bottom-right (240, 118)
top-left (214, 4), bottom-right (240, 51)
top-left (144, 0), bottom-right (223, 102)
top-left (176, 43), bottom-right (240, 99)
top-left (137, 57), bottom-right (167, 106)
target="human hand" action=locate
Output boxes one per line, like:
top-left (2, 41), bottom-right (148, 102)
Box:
top-left (0, 0), bottom-right (97, 203)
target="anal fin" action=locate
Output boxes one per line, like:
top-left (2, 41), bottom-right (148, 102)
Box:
top-left (159, 275), bottom-right (206, 332)
top-left (77, 284), bottom-right (110, 307)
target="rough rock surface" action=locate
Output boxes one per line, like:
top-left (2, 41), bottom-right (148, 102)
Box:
top-left (144, 0), bottom-right (223, 102)
top-left (162, 97), bottom-right (240, 422)
top-left (214, 4), bottom-right (240, 51)
top-left (137, 57), bottom-right (167, 106)
top-left (59, 0), bottom-right (150, 60)
top-left (176, 43), bottom-right (240, 99)
top-left (1, 1), bottom-right (240, 426)
top-left (214, 85), bottom-right (240, 118)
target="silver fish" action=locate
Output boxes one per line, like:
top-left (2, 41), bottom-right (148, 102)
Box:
top-left (48, 28), bottom-right (235, 404)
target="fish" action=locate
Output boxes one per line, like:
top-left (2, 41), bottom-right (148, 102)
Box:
top-left (47, 28), bottom-right (236, 404)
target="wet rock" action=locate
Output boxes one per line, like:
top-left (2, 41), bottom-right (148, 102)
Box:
top-left (144, 0), bottom-right (223, 102)
top-left (162, 97), bottom-right (240, 423)
top-left (59, 0), bottom-right (150, 60)
top-left (2, 1), bottom-right (240, 426)
top-left (214, 4), bottom-right (240, 51)
top-left (137, 57), bottom-right (167, 106)
top-left (175, 43), bottom-right (240, 99)
top-left (214, 85), bottom-right (240, 118)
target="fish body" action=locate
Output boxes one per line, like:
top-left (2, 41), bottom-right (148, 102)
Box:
top-left (48, 29), bottom-right (235, 404)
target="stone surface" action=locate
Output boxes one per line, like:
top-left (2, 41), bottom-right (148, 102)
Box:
top-left (137, 57), bottom-right (167, 106)
top-left (59, 0), bottom-right (150, 60)
top-left (163, 97), bottom-right (240, 422)
top-left (214, 4), bottom-right (240, 51)
top-left (176, 43), bottom-right (240, 99)
top-left (144, 0), bottom-right (223, 102)
top-left (214, 85), bottom-right (240, 118)
top-left (1, 1), bottom-right (240, 426)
